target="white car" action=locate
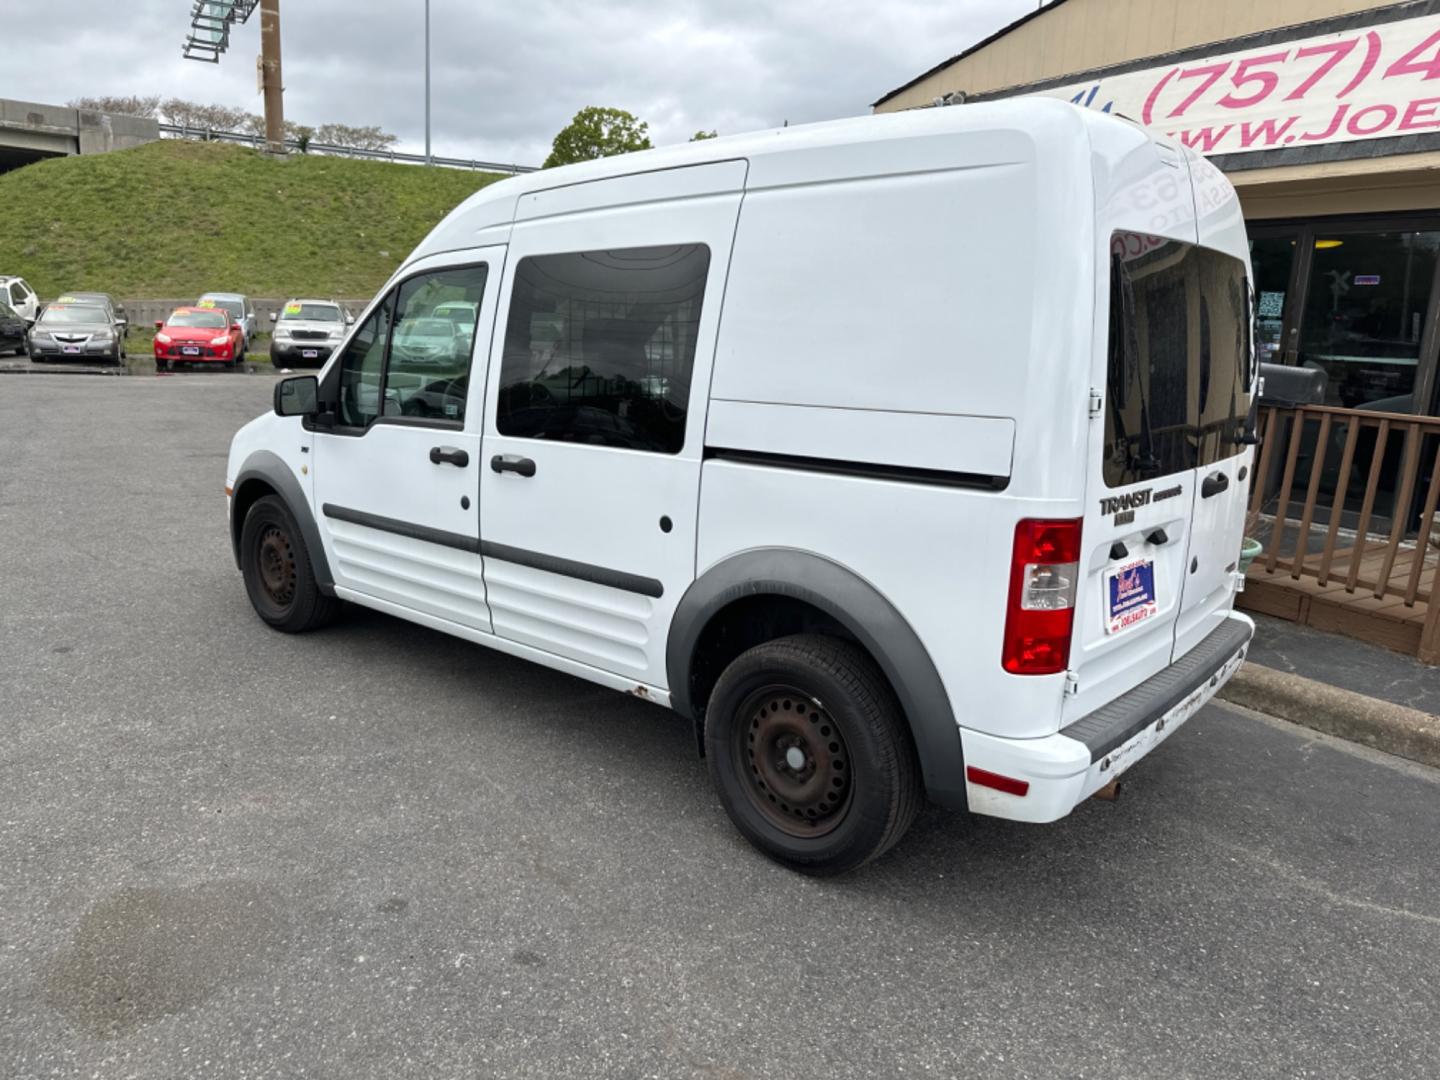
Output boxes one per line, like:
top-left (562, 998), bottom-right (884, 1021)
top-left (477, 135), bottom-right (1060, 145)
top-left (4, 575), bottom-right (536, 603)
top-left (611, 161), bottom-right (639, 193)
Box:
top-left (269, 299), bottom-right (352, 368)
top-left (0, 276), bottom-right (40, 325)
top-left (228, 100), bottom-right (1256, 874)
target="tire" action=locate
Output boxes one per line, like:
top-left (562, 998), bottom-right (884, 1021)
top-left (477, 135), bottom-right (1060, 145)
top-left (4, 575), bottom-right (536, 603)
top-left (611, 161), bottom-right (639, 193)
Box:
top-left (239, 494), bottom-right (339, 633)
top-left (705, 634), bottom-right (922, 876)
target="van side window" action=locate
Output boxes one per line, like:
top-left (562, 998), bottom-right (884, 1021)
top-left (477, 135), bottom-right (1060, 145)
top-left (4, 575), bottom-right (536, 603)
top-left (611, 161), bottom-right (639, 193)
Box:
top-left (8, 284), bottom-right (22, 305)
top-left (387, 264), bottom-right (487, 423)
top-left (336, 293), bottom-right (394, 428)
top-left (495, 244), bottom-right (711, 454)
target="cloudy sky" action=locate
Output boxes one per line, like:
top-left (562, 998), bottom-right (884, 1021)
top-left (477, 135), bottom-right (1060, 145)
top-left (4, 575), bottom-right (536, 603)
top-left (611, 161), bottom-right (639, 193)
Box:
top-left (3, 0), bottom-right (1041, 166)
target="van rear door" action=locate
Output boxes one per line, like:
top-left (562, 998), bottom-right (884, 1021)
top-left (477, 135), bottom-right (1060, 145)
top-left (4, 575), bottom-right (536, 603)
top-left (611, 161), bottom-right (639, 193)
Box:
top-left (1064, 231), bottom-right (1254, 721)
top-left (1172, 245), bottom-right (1254, 659)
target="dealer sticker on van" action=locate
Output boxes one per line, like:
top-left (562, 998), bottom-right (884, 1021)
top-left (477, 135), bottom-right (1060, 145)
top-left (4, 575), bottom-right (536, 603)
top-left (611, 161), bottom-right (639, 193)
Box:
top-left (1106, 558), bottom-right (1158, 634)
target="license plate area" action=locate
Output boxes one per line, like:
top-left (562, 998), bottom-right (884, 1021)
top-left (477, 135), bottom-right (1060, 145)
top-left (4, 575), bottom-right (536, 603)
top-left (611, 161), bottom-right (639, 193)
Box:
top-left (62, 345), bottom-right (81, 354)
top-left (181, 346), bottom-right (200, 356)
top-left (302, 349), bottom-right (318, 358)
top-left (1106, 558), bottom-right (1157, 635)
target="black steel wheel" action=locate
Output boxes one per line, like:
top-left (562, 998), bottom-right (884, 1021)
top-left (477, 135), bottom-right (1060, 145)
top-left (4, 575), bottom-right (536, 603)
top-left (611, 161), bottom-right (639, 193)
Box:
top-left (240, 494), bottom-right (339, 632)
top-left (706, 634), bottom-right (921, 876)
top-left (733, 685), bottom-right (855, 839)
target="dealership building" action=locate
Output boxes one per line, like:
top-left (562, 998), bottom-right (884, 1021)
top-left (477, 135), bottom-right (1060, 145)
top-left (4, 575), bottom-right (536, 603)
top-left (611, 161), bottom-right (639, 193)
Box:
top-left (876, 0), bottom-right (1440, 418)
top-left (875, 0), bottom-right (1440, 660)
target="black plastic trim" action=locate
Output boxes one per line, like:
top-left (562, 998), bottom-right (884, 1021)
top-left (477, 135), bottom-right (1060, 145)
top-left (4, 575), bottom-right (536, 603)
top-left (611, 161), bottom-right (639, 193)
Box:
top-left (1060, 617), bottom-right (1254, 763)
top-left (479, 541), bottom-right (664, 598)
top-left (231, 451), bottom-right (336, 595)
top-left (321, 503), bottom-right (480, 553)
top-left (704, 447), bottom-right (1009, 491)
top-left (666, 548), bottom-right (966, 809)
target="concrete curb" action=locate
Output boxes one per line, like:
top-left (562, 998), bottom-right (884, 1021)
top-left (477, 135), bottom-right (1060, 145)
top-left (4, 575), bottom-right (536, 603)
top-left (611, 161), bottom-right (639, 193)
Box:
top-left (1219, 663), bottom-right (1440, 769)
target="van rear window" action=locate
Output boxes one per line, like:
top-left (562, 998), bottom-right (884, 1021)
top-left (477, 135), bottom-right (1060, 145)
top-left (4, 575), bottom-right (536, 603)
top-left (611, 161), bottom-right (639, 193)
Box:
top-left (1104, 233), bottom-right (1252, 489)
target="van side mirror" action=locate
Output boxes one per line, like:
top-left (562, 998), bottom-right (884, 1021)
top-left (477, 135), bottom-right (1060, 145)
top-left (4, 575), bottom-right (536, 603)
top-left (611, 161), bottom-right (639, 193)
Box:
top-left (154, 320), bottom-right (164, 330)
top-left (232, 322), bottom-right (244, 332)
top-left (345, 313), bottom-right (355, 325)
top-left (274, 375), bottom-right (319, 417)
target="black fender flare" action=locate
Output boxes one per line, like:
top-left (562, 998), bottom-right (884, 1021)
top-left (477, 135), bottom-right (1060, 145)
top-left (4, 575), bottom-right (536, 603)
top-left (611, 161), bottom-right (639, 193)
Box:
top-left (231, 450), bottom-right (335, 595)
top-left (666, 549), bottom-right (966, 809)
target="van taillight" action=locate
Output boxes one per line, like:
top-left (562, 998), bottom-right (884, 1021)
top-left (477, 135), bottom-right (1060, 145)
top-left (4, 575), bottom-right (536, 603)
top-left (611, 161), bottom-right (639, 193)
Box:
top-left (1001, 518), bottom-right (1083, 675)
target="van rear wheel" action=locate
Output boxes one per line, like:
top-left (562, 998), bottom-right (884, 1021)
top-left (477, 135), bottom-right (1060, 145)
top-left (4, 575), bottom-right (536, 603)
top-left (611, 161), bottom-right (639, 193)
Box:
top-left (240, 494), bottom-right (339, 633)
top-left (705, 634), bottom-right (921, 876)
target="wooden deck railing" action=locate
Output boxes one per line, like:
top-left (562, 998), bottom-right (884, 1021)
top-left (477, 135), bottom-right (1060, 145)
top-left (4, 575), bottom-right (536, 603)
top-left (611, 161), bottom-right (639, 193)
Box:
top-left (1247, 403), bottom-right (1440, 664)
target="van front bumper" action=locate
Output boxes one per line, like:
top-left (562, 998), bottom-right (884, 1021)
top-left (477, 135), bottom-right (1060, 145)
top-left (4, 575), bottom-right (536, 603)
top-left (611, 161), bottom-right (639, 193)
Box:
top-left (958, 613), bottom-right (1254, 823)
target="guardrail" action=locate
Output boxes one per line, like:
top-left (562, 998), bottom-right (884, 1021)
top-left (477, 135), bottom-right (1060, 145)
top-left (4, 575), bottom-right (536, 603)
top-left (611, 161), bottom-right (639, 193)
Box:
top-left (1244, 402), bottom-right (1440, 663)
top-left (158, 123), bottom-right (537, 175)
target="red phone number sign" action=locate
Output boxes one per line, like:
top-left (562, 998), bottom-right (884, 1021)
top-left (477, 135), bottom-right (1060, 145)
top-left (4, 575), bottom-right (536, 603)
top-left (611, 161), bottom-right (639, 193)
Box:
top-left (1038, 12), bottom-right (1440, 156)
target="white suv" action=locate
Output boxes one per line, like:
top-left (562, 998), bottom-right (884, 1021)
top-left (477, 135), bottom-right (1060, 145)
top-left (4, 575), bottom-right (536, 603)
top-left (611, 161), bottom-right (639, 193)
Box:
top-left (0, 276), bottom-right (39, 325)
top-left (227, 101), bottom-right (1256, 874)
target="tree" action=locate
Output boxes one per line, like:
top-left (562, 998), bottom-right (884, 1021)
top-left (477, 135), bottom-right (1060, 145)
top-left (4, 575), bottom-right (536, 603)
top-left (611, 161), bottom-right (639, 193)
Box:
top-left (543, 107), bottom-right (652, 169)
top-left (69, 95), bottom-right (161, 118)
top-left (690, 130), bottom-right (718, 141)
top-left (316, 123), bottom-right (399, 154)
top-left (160, 98), bottom-right (253, 135)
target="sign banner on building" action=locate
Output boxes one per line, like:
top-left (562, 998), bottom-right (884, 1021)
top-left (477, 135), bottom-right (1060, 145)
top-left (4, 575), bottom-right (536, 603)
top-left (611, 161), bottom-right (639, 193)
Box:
top-left (1036, 12), bottom-right (1440, 156)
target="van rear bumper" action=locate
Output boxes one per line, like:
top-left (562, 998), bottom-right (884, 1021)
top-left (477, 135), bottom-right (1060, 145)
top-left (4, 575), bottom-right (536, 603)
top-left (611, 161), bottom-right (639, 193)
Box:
top-left (958, 612), bottom-right (1254, 823)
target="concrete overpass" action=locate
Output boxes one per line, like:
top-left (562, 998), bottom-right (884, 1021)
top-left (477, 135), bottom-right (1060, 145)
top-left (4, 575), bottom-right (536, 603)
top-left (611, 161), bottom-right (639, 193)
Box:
top-left (0, 99), bottom-right (160, 173)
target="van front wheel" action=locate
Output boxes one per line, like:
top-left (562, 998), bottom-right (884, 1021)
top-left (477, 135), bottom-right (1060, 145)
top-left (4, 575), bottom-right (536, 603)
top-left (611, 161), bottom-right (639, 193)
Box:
top-left (705, 634), bottom-right (921, 876)
top-left (240, 494), bottom-right (339, 633)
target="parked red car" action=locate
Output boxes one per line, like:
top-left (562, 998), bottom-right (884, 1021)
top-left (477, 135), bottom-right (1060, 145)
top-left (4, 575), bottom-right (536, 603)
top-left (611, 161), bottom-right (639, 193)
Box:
top-left (153, 307), bottom-right (245, 371)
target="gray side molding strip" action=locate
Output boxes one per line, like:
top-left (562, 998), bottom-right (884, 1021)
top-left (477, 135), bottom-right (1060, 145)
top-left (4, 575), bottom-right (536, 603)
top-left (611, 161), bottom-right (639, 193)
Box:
top-left (666, 549), bottom-right (966, 809)
top-left (323, 502), bottom-right (480, 554)
top-left (481, 540), bottom-right (664, 599)
top-left (231, 450), bottom-right (335, 595)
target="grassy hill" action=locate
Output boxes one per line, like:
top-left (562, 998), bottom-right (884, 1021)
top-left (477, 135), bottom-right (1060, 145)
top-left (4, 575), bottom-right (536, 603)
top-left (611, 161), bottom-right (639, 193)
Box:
top-left (0, 139), bottom-right (506, 299)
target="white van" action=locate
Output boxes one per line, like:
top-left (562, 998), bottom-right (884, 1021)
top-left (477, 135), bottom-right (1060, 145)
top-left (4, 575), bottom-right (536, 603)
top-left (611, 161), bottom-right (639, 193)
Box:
top-left (227, 100), bottom-right (1256, 874)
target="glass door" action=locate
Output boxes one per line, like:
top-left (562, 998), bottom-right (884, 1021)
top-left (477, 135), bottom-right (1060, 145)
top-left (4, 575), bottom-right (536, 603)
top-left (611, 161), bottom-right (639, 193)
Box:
top-left (1296, 227), bottom-right (1440, 412)
top-left (1249, 216), bottom-right (1440, 543)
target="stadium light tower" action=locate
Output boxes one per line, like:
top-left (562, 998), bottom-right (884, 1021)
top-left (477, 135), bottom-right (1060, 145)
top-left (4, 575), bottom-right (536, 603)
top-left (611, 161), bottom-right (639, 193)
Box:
top-left (183, 0), bottom-right (286, 156)
top-left (425, 0), bottom-right (431, 165)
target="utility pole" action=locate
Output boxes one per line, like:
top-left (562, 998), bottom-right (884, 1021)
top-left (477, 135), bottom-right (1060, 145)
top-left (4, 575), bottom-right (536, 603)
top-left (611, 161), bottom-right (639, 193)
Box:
top-left (425, 0), bottom-right (432, 165)
top-left (260, 0), bottom-right (285, 155)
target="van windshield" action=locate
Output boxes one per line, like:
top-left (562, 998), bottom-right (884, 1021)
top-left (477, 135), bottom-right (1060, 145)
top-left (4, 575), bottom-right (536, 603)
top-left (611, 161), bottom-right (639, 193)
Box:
top-left (1105, 233), bottom-right (1252, 488)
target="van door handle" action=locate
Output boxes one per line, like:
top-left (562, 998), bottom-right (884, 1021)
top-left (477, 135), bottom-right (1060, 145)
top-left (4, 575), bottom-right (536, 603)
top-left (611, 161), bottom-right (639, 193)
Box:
top-left (429, 446), bottom-right (469, 468)
top-left (1201, 471), bottom-right (1229, 499)
top-left (490, 454), bottom-right (536, 478)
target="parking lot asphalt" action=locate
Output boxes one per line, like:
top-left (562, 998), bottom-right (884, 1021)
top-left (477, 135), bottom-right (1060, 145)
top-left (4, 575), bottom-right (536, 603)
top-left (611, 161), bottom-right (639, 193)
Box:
top-left (2, 373), bottom-right (1439, 1080)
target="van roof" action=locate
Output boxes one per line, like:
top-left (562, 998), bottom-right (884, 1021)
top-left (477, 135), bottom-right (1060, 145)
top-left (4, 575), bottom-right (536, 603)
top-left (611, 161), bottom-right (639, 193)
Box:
top-left (412, 98), bottom-right (1121, 264)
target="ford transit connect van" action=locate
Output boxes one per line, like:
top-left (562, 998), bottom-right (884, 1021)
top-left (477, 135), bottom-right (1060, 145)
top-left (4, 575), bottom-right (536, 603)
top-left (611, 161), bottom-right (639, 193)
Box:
top-left (227, 100), bottom-right (1256, 874)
